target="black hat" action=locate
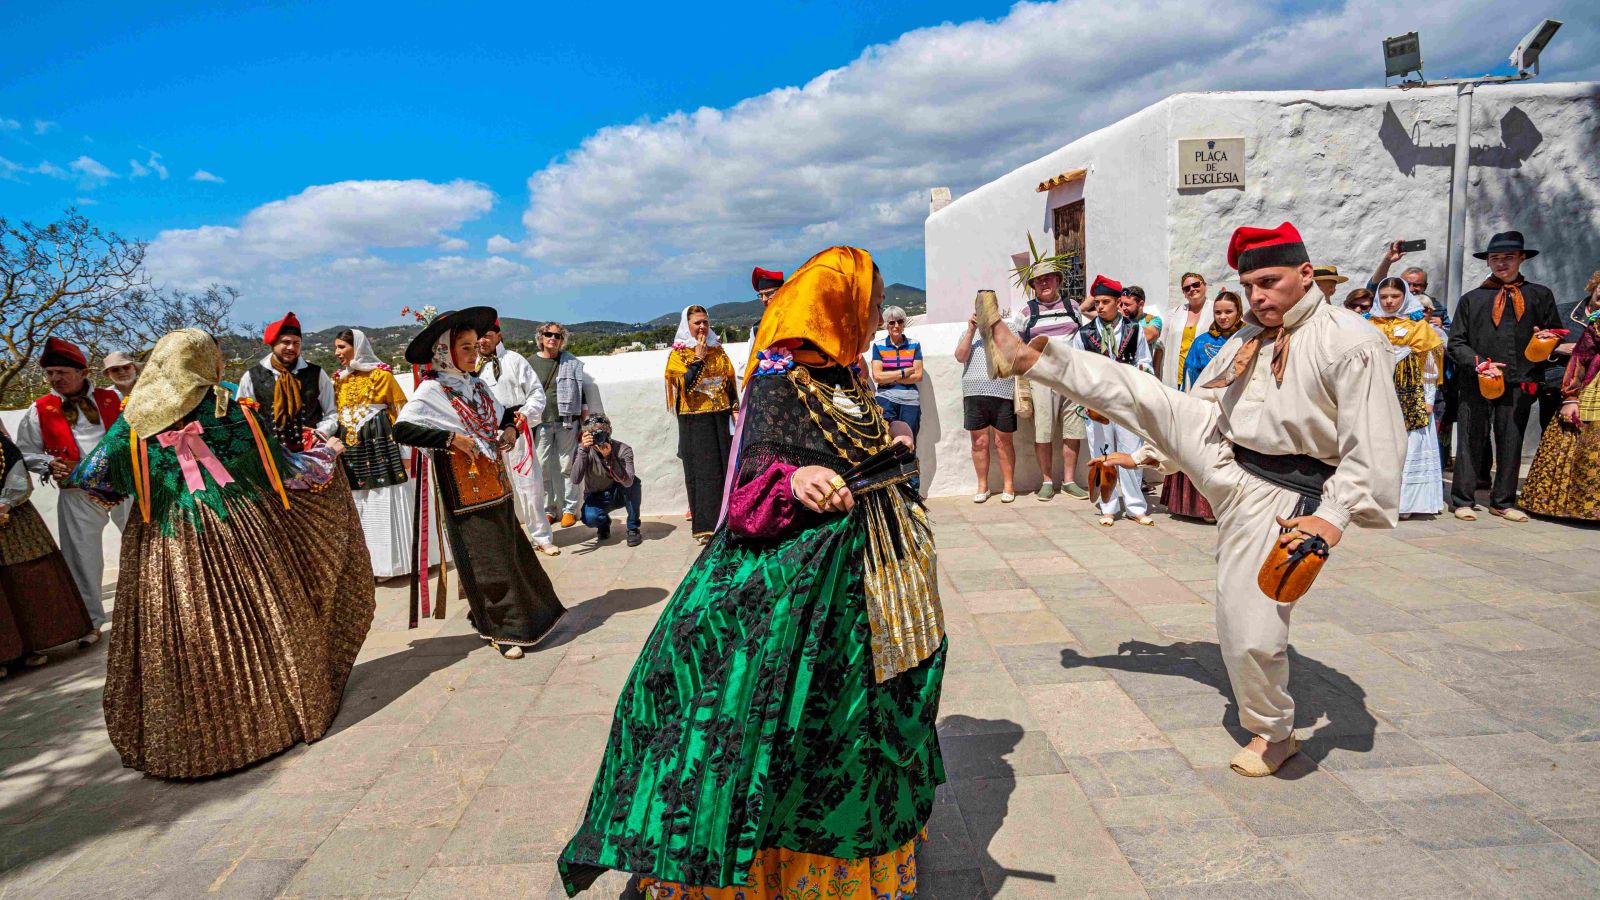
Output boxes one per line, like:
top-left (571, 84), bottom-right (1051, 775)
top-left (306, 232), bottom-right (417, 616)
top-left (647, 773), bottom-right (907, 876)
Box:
top-left (404, 307), bottom-right (498, 365)
top-left (1473, 230), bottom-right (1539, 260)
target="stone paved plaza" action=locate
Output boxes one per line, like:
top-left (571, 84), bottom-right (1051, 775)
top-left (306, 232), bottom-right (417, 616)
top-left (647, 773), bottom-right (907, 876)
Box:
top-left (2, 496), bottom-right (1599, 898)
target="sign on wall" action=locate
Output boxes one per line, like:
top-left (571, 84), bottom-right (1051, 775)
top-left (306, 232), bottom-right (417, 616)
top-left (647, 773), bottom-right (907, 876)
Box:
top-left (1177, 138), bottom-right (1245, 190)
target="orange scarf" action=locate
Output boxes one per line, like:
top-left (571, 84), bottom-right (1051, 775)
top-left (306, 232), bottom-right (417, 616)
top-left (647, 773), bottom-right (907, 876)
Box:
top-left (269, 355), bottom-right (303, 429)
top-left (1202, 326), bottom-right (1289, 389)
top-left (1483, 275), bottom-right (1526, 327)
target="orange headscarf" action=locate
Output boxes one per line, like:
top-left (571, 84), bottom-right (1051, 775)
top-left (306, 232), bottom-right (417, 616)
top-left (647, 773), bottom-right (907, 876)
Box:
top-left (744, 246), bottom-right (876, 380)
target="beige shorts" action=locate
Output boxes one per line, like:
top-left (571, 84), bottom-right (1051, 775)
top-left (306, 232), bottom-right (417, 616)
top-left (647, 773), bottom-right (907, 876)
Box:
top-left (1029, 382), bottom-right (1086, 443)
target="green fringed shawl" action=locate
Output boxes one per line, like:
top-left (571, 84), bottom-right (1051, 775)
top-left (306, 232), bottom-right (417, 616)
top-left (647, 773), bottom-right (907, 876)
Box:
top-left (77, 405), bottom-right (296, 536)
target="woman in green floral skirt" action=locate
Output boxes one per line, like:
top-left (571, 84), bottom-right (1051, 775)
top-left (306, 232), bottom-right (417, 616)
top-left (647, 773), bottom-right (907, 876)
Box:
top-left (559, 247), bottom-right (945, 899)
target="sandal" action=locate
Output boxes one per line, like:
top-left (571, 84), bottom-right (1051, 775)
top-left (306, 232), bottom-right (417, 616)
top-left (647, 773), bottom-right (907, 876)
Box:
top-left (1230, 735), bottom-right (1300, 777)
top-left (23, 653), bottom-right (48, 668)
top-left (972, 491), bottom-right (992, 504)
top-left (1489, 507), bottom-right (1529, 523)
top-left (1000, 492), bottom-right (1016, 503)
top-left (1453, 506), bottom-right (1478, 521)
top-left (1131, 515), bottom-right (1155, 526)
top-left (535, 542), bottom-right (561, 557)
top-left (497, 643), bottom-right (525, 660)
top-left (1099, 515), bottom-right (1116, 527)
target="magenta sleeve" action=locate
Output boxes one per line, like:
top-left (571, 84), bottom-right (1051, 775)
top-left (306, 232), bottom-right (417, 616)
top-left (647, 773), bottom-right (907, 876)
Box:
top-left (727, 461), bottom-right (802, 539)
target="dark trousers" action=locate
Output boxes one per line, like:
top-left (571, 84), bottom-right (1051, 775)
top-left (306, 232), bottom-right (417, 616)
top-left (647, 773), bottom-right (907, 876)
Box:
top-left (1451, 391), bottom-right (1534, 510)
top-left (581, 481), bottom-right (642, 536)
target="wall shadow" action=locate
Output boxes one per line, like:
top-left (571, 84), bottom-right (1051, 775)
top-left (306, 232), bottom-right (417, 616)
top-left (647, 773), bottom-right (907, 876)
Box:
top-left (1059, 639), bottom-right (1376, 773)
top-left (1379, 102), bottom-right (1544, 177)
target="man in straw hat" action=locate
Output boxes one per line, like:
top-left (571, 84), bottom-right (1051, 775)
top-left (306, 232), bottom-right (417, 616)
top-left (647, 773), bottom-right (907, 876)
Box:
top-left (101, 351), bottom-right (141, 400)
top-left (13, 337), bottom-right (127, 640)
top-left (1311, 265), bottom-right (1348, 304)
top-left (1008, 237), bottom-right (1090, 501)
top-left (1446, 230), bottom-right (1560, 522)
top-left (977, 222), bottom-right (1405, 777)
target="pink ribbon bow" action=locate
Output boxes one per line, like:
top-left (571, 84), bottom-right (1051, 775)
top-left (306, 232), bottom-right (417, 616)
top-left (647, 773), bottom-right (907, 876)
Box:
top-left (156, 421), bottom-right (235, 494)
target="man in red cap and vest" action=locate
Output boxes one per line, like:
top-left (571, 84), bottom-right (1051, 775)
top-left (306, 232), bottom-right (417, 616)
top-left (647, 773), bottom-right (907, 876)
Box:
top-left (978, 222), bottom-right (1405, 777)
top-left (751, 266), bottom-right (786, 341)
top-left (13, 337), bottom-right (127, 641)
top-left (234, 312), bottom-right (338, 454)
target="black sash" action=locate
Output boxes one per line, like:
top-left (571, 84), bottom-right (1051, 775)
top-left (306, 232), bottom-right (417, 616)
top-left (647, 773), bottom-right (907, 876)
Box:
top-left (1232, 444), bottom-right (1334, 513)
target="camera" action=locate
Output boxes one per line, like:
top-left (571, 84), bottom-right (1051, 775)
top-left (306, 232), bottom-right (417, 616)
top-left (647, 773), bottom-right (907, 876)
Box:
top-left (590, 430), bottom-right (611, 447)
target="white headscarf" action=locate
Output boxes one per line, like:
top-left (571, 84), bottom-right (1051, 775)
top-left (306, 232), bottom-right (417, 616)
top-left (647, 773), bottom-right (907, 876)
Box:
top-left (673, 305), bottom-right (722, 349)
top-left (343, 328), bottom-right (384, 374)
top-left (1369, 278), bottom-right (1425, 320)
top-left (395, 327), bottom-right (504, 457)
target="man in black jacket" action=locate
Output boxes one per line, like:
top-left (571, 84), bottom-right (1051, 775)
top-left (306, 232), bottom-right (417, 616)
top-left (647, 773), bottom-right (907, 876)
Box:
top-left (1446, 231), bottom-right (1561, 522)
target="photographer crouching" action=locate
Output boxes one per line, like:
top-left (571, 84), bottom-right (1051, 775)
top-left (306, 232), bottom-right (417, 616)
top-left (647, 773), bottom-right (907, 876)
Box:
top-left (569, 415), bottom-right (642, 547)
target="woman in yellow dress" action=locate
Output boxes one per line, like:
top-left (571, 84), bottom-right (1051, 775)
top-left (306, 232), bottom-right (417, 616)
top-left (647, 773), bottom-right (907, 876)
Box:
top-left (332, 328), bottom-right (415, 577)
top-left (1369, 277), bottom-right (1446, 516)
top-left (665, 305), bottom-right (739, 542)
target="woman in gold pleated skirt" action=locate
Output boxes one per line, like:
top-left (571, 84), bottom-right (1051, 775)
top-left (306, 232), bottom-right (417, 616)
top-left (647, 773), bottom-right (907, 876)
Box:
top-left (69, 329), bottom-right (375, 778)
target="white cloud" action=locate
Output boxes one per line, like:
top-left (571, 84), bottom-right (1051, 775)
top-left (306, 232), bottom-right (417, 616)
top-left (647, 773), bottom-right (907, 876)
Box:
top-left (68, 155), bottom-right (117, 188)
top-left (514, 0), bottom-right (1600, 285)
top-left (33, 120), bottom-right (57, 135)
top-left (129, 158), bottom-right (150, 178)
top-left (74, 197), bottom-right (98, 206)
top-left (191, 169), bottom-right (224, 183)
top-left (0, 119), bottom-right (19, 130)
top-left (486, 234), bottom-right (519, 254)
top-left (127, 150), bottom-right (169, 180)
top-left (145, 179), bottom-right (506, 322)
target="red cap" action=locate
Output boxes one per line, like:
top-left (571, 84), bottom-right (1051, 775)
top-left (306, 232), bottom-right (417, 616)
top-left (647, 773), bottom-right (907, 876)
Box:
top-left (263, 311), bottom-right (303, 345)
top-left (1090, 275), bottom-right (1123, 297)
top-left (1228, 222), bottom-right (1310, 274)
top-left (40, 336), bottom-right (88, 369)
top-left (752, 267), bottom-right (785, 291)
top-left (484, 318), bottom-right (503, 334)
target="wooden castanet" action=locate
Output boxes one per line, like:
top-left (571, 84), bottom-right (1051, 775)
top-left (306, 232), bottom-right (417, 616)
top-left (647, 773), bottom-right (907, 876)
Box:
top-left (1257, 533), bottom-right (1329, 604)
top-left (1086, 408), bottom-right (1110, 424)
top-left (1524, 329), bottom-right (1568, 363)
top-left (1477, 370), bottom-right (1505, 400)
top-left (1086, 458), bottom-right (1118, 503)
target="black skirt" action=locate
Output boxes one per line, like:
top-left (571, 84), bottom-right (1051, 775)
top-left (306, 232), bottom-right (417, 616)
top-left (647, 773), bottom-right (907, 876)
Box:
top-left (425, 453), bottom-right (565, 646)
top-left (341, 414), bottom-right (409, 491)
top-left (677, 411), bottom-right (732, 538)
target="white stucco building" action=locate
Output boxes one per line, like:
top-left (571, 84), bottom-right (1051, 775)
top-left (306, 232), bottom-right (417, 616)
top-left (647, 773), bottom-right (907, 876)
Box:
top-left (926, 82), bottom-right (1600, 384)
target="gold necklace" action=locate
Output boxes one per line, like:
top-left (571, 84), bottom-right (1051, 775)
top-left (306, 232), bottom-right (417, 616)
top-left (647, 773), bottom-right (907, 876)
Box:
top-left (789, 367), bottom-right (890, 456)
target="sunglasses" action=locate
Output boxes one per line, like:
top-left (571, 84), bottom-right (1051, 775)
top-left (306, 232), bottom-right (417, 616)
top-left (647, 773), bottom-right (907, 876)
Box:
top-left (1182, 282), bottom-right (1204, 292)
top-left (1348, 302), bottom-right (1373, 311)
top-left (541, 331), bottom-right (565, 339)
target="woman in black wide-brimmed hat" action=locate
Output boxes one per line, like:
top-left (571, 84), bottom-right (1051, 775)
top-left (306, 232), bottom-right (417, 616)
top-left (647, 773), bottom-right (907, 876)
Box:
top-left (394, 307), bottom-right (565, 658)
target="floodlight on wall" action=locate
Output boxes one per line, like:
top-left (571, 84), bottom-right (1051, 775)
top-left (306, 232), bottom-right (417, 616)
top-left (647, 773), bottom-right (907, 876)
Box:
top-left (1510, 18), bottom-right (1562, 76)
top-left (1383, 32), bottom-right (1423, 82)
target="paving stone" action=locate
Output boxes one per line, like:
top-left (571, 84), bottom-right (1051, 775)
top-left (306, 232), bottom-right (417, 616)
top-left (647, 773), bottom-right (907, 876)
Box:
top-left (433, 783), bottom-right (591, 867)
top-left (1369, 792), bottom-right (1558, 850)
top-left (196, 789), bottom-right (364, 861)
top-left (1146, 881), bottom-right (1310, 899)
top-left (937, 679), bottom-right (1041, 737)
top-left (1540, 816), bottom-right (1600, 861)
top-left (1435, 842), bottom-right (1600, 898)
top-left (1307, 731), bottom-right (1442, 771)
top-left (1090, 791), bottom-right (1233, 829)
top-left (995, 642), bottom-right (1107, 685)
top-left (951, 774), bottom-right (1144, 898)
top-left (342, 743), bottom-right (504, 829)
top-left (488, 713), bottom-right (613, 787)
top-left (1437, 618), bottom-right (1579, 653)
top-left (285, 824), bottom-right (451, 896)
top-left (1107, 818), bottom-right (1288, 888)
top-left (410, 863), bottom-right (553, 899)
top-left (976, 610), bottom-right (1076, 646)
top-left (272, 724), bottom-right (423, 794)
top-left (942, 729), bottom-right (1067, 781)
top-left (1391, 708), bottom-right (1519, 739)
top-left (1198, 756), bottom-right (1380, 837)
top-left (1425, 732), bottom-right (1600, 820)
top-left (1023, 681), bottom-right (1168, 757)
top-left (1265, 829), bottom-right (1469, 898)
top-left (916, 866), bottom-right (989, 899)
top-left (1331, 764), bottom-right (1489, 804)
top-left (1065, 748), bottom-right (1204, 800)
top-left (963, 589), bottom-right (1046, 615)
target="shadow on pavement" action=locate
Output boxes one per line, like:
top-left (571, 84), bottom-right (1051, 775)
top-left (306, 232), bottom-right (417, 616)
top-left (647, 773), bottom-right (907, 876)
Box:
top-left (1059, 639), bottom-right (1376, 773)
top-left (539, 586), bottom-right (670, 649)
top-left (937, 715), bottom-right (1057, 893)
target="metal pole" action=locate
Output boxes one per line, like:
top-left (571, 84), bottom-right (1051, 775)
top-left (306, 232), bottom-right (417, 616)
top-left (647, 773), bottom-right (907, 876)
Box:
top-left (1444, 82), bottom-right (1475, 317)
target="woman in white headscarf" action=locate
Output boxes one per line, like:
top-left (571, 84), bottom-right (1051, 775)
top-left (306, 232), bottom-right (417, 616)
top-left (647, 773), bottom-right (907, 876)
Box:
top-left (664, 305), bottom-right (739, 542)
top-left (1369, 277), bottom-right (1445, 516)
top-left (394, 308), bottom-right (565, 659)
top-left (332, 328), bottom-right (414, 577)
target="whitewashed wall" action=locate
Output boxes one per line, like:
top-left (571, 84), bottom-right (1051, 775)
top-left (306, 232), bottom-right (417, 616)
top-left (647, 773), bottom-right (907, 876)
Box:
top-left (928, 82), bottom-right (1600, 386)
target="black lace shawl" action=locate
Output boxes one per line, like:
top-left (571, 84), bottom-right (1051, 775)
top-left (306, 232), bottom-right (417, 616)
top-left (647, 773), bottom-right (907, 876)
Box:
top-left (735, 365), bottom-right (876, 487)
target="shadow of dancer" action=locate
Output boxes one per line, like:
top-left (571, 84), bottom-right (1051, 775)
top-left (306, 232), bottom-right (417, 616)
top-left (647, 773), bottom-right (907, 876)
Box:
top-left (936, 715), bottom-right (1057, 892)
top-left (1059, 640), bottom-right (1377, 772)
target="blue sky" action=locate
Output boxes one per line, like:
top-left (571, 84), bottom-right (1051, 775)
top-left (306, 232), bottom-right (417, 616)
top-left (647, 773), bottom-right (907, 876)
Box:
top-left (4, 0), bottom-right (1595, 329)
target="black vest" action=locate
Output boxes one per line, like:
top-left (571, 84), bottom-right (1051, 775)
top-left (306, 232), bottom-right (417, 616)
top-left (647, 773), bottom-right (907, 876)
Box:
top-left (247, 361), bottom-right (324, 452)
top-left (1078, 320), bottom-right (1140, 366)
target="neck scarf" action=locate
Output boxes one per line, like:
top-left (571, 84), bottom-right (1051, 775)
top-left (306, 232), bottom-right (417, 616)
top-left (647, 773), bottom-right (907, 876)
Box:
top-left (673, 306), bottom-right (723, 350)
top-left (1484, 274), bottom-right (1526, 327)
top-left (1207, 316), bottom-right (1243, 340)
top-left (1203, 326), bottom-right (1287, 389)
top-left (59, 385), bottom-right (101, 428)
top-left (269, 354), bottom-right (303, 429)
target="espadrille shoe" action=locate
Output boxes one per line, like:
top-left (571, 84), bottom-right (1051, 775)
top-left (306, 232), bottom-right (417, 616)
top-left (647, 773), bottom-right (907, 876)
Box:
top-left (974, 290), bottom-right (1011, 379)
top-left (1230, 735), bottom-right (1300, 777)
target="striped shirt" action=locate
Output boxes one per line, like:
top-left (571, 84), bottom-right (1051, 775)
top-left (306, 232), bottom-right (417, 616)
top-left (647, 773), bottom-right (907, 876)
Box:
top-left (872, 336), bottom-right (922, 405)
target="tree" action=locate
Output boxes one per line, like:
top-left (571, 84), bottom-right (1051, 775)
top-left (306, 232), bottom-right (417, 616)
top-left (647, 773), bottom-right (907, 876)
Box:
top-left (0, 209), bottom-right (238, 406)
